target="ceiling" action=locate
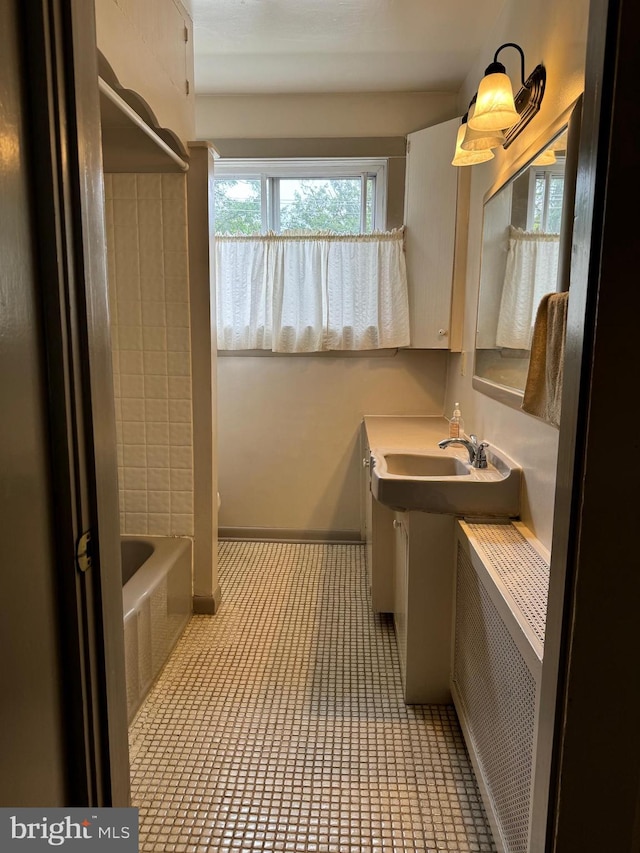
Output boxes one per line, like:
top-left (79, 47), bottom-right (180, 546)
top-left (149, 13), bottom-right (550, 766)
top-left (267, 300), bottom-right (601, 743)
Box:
top-left (188, 0), bottom-right (506, 96)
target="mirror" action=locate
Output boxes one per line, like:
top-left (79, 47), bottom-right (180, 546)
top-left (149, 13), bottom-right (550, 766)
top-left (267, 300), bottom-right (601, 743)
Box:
top-left (473, 99), bottom-right (581, 409)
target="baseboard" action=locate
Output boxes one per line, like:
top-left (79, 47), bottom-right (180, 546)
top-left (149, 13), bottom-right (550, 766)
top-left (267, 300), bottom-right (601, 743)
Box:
top-left (218, 526), bottom-right (363, 544)
top-left (192, 584), bottom-right (222, 615)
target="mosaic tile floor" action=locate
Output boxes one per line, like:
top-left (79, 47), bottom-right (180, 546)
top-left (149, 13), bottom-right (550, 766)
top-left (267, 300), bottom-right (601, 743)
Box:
top-left (129, 541), bottom-right (496, 852)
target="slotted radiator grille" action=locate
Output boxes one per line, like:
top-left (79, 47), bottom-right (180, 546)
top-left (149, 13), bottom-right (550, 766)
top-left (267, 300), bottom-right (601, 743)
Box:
top-left (453, 544), bottom-right (537, 853)
top-left (465, 523), bottom-right (549, 648)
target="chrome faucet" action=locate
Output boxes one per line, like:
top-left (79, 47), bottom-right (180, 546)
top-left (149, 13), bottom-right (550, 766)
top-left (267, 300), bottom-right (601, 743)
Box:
top-left (438, 434), bottom-right (489, 468)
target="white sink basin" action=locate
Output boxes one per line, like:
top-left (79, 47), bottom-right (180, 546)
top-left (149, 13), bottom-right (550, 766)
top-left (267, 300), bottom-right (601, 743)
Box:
top-left (382, 452), bottom-right (470, 477)
top-left (370, 444), bottom-right (521, 517)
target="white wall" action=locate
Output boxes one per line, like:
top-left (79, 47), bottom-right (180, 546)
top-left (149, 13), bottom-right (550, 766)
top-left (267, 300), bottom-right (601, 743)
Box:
top-left (202, 92), bottom-right (454, 537)
top-left (218, 351), bottom-right (447, 536)
top-left (196, 92), bottom-right (458, 139)
top-left (445, 0), bottom-right (589, 549)
top-left (95, 0), bottom-right (195, 144)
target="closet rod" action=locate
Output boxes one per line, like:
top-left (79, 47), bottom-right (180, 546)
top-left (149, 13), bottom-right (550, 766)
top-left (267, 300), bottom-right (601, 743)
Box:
top-left (98, 77), bottom-right (189, 173)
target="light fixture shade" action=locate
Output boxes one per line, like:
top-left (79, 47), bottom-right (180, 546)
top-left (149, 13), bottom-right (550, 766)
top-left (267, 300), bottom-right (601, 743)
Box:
top-left (452, 123), bottom-right (494, 166)
top-left (531, 148), bottom-right (556, 166)
top-left (461, 103), bottom-right (505, 151)
top-left (469, 72), bottom-right (520, 131)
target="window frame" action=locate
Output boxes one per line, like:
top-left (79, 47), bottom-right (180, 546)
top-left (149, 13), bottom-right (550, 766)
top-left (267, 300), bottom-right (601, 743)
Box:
top-left (527, 161), bottom-right (566, 232)
top-left (213, 157), bottom-right (388, 235)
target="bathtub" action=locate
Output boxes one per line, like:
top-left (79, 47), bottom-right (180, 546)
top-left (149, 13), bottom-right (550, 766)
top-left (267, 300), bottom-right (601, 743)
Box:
top-left (121, 535), bottom-right (192, 723)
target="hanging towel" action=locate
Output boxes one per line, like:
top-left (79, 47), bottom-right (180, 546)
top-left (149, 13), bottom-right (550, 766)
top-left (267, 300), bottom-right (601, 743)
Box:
top-left (522, 291), bottom-right (569, 427)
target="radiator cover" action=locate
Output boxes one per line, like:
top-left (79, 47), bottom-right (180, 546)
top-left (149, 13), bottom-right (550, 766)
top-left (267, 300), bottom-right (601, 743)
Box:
top-left (452, 522), bottom-right (549, 853)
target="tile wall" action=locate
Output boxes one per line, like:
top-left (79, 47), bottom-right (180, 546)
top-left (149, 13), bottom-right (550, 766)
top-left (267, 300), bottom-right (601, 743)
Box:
top-left (104, 172), bottom-right (194, 536)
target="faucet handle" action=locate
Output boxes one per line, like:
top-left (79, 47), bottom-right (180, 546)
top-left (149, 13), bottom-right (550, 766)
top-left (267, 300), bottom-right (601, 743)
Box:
top-left (474, 441), bottom-right (489, 468)
top-left (469, 433), bottom-right (478, 446)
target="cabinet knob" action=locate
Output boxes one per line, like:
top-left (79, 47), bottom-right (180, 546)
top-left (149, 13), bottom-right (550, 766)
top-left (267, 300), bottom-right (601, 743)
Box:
top-left (393, 519), bottom-right (401, 529)
top-left (438, 328), bottom-right (448, 337)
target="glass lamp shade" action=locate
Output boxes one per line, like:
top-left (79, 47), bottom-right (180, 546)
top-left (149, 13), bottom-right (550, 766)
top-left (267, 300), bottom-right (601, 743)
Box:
top-left (452, 123), bottom-right (494, 166)
top-left (468, 72), bottom-right (520, 131)
top-left (461, 103), bottom-right (505, 151)
top-left (531, 148), bottom-right (556, 166)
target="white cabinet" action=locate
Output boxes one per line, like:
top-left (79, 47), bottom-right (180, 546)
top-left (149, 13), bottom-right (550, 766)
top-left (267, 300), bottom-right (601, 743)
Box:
top-left (392, 510), bottom-right (455, 703)
top-left (403, 116), bottom-right (461, 349)
top-left (362, 427), bottom-right (395, 613)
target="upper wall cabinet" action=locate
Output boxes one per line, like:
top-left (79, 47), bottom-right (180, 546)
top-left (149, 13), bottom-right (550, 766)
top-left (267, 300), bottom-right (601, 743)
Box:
top-left (403, 117), bottom-right (460, 349)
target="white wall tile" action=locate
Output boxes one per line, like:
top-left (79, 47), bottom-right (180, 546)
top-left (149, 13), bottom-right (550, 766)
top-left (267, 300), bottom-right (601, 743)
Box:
top-left (168, 376), bottom-right (191, 399)
top-left (146, 422), bottom-right (170, 446)
top-left (169, 399), bottom-right (191, 422)
top-left (170, 491), bottom-right (192, 514)
top-left (170, 514), bottom-right (193, 536)
top-left (124, 467), bottom-right (148, 490)
top-left (118, 326), bottom-right (143, 351)
top-left (126, 513), bottom-right (148, 534)
top-left (148, 468), bottom-right (171, 491)
top-left (139, 276), bottom-right (165, 302)
top-left (169, 423), bottom-right (192, 446)
top-left (121, 398), bottom-right (145, 422)
top-left (161, 173), bottom-right (185, 199)
top-left (124, 490), bottom-right (148, 513)
top-left (167, 352), bottom-right (190, 376)
top-left (117, 300), bottom-right (142, 326)
top-left (136, 174), bottom-right (162, 199)
top-left (147, 514), bottom-right (170, 535)
top-left (144, 375), bottom-right (169, 399)
top-left (121, 374), bottom-right (145, 399)
top-left (124, 444), bottom-right (147, 468)
top-left (170, 446), bottom-right (192, 469)
top-left (142, 326), bottom-right (168, 352)
top-left (164, 254), bottom-right (189, 279)
top-left (148, 491), bottom-right (170, 513)
top-left (143, 351), bottom-right (168, 375)
top-left (145, 398), bottom-right (169, 422)
top-left (147, 442), bottom-right (171, 469)
top-left (169, 468), bottom-right (193, 491)
top-left (165, 301), bottom-right (190, 327)
top-left (142, 301), bottom-right (167, 327)
top-left (106, 173), bottom-right (193, 538)
top-left (112, 174), bottom-right (138, 198)
top-left (167, 326), bottom-right (190, 352)
top-left (123, 421), bottom-right (146, 445)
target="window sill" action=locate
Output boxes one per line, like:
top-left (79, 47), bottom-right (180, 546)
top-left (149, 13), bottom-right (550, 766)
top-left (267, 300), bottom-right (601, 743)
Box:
top-left (217, 348), bottom-right (402, 359)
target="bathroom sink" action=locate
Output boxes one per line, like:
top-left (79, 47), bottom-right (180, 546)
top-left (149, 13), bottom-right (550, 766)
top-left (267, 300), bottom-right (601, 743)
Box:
top-left (370, 444), bottom-right (521, 517)
top-left (383, 453), bottom-right (469, 477)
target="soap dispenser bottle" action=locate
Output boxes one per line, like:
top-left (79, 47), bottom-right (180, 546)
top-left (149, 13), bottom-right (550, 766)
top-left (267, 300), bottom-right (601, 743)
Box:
top-left (449, 403), bottom-right (464, 438)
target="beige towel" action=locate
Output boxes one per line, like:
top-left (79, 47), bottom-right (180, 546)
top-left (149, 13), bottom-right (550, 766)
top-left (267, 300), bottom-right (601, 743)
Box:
top-left (522, 291), bottom-right (569, 427)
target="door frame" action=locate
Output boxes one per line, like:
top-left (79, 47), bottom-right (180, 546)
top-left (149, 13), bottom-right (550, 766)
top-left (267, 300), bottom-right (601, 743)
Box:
top-left (20, 0), bottom-right (130, 805)
top-left (533, 0), bottom-right (640, 849)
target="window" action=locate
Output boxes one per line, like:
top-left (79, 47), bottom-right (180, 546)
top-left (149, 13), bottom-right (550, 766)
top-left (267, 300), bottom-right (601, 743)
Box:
top-left (213, 157), bottom-right (409, 353)
top-left (213, 158), bottom-right (387, 236)
top-left (529, 166), bottom-right (565, 232)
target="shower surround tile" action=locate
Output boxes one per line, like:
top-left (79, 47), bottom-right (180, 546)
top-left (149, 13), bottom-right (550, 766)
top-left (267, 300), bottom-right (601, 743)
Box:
top-left (105, 173), bottom-right (194, 536)
top-left (129, 542), bottom-right (496, 852)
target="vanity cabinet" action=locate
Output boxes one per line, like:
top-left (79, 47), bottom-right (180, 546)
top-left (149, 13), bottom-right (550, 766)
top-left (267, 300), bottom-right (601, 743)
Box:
top-left (403, 116), bottom-right (461, 349)
top-left (392, 510), bottom-right (455, 703)
top-left (362, 428), bottom-right (395, 613)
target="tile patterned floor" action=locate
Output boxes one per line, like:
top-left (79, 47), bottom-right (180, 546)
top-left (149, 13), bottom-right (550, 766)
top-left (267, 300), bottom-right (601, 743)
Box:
top-left (129, 541), bottom-right (496, 852)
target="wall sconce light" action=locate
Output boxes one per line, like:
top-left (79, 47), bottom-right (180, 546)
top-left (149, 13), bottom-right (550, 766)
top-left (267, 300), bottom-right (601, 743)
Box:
top-left (451, 110), bottom-right (494, 166)
top-left (452, 42), bottom-right (546, 166)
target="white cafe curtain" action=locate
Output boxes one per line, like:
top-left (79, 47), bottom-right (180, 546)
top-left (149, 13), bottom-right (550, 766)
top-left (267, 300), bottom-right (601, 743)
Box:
top-left (215, 229), bottom-right (410, 352)
top-left (496, 226), bottom-right (560, 350)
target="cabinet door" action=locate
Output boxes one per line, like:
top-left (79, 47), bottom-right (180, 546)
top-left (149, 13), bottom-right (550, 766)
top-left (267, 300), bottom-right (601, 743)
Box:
top-left (404, 117), bottom-right (460, 348)
top-left (393, 515), bottom-right (410, 681)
